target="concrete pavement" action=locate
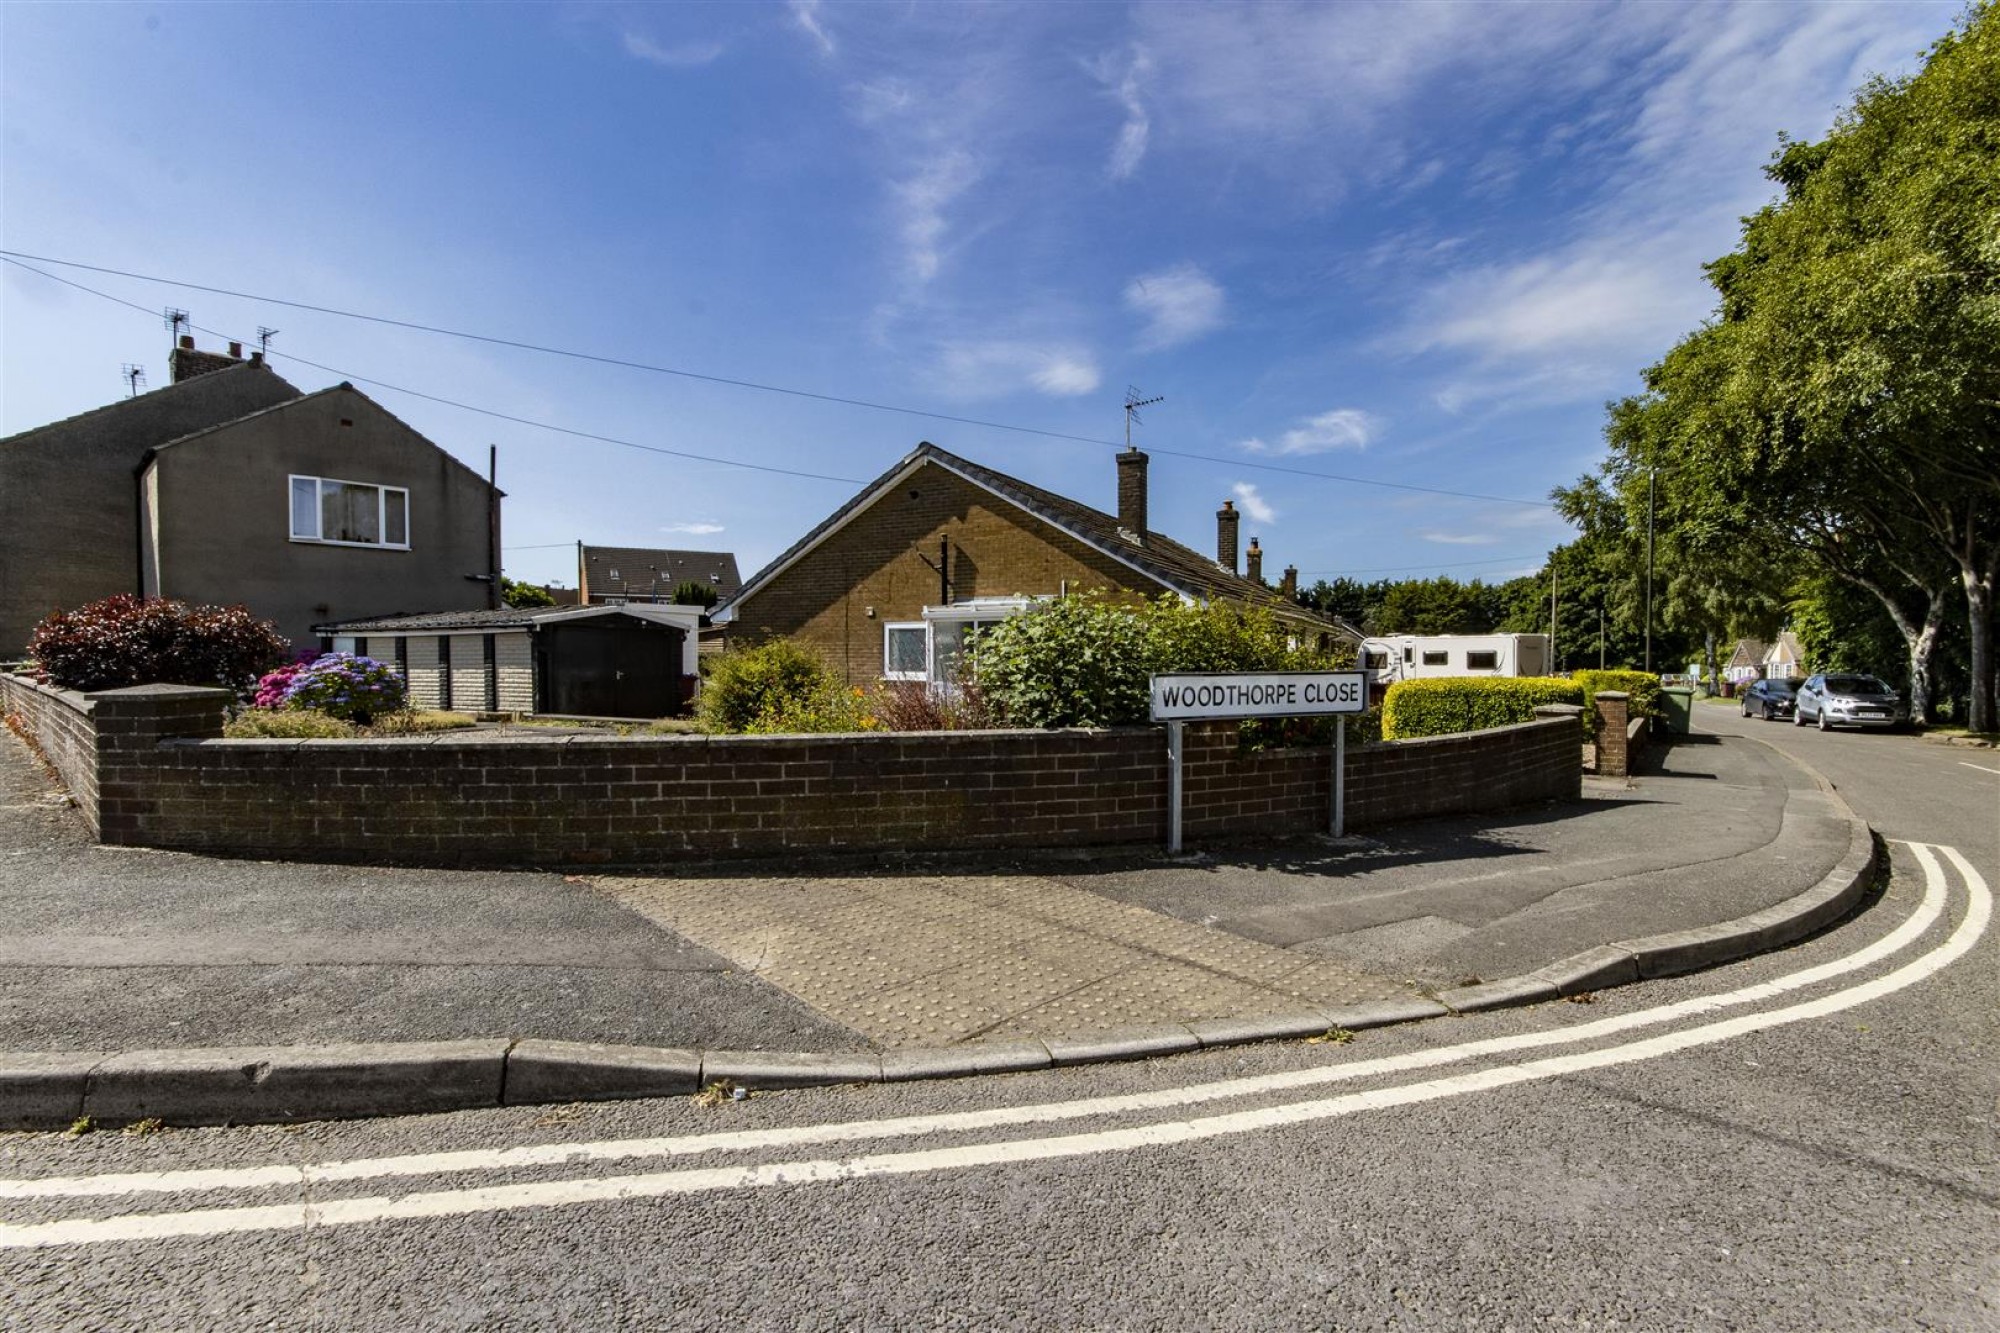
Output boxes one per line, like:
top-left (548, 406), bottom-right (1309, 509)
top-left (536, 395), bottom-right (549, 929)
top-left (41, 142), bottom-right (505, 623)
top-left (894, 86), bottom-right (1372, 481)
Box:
top-left (0, 717), bottom-right (1873, 1127)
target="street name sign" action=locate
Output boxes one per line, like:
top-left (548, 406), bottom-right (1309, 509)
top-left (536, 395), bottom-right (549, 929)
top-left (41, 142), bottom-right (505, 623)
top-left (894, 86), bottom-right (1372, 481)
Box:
top-left (1149, 670), bottom-right (1373, 852)
top-left (1150, 671), bottom-right (1368, 722)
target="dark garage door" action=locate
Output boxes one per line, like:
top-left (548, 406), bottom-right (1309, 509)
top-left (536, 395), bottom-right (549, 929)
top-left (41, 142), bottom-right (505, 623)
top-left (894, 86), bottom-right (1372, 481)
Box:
top-left (537, 619), bottom-right (689, 718)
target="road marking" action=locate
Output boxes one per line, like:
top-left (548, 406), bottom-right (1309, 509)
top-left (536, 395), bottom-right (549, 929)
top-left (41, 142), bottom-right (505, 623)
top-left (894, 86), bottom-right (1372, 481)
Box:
top-left (1958, 762), bottom-right (2000, 776)
top-left (0, 846), bottom-right (1982, 1249)
top-left (2, 842), bottom-right (1952, 1205)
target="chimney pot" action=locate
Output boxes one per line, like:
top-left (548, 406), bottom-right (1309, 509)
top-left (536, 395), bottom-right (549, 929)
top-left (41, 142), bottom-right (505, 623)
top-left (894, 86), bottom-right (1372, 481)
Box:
top-left (1216, 500), bottom-right (1241, 575)
top-left (228, 341), bottom-right (242, 358)
top-left (178, 334), bottom-right (194, 350)
top-left (1246, 538), bottom-right (1263, 583)
top-left (1116, 448), bottom-right (1149, 537)
top-left (1281, 565), bottom-right (1299, 599)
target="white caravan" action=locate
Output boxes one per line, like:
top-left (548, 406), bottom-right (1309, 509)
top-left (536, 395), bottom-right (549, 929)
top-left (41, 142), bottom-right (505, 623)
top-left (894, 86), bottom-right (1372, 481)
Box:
top-left (1360, 633), bottom-right (1551, 686)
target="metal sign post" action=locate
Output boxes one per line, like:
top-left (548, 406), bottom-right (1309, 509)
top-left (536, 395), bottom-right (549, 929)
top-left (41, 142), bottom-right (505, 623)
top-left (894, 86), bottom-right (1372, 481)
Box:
top-left (1333, 723), bottom-right (1346, 838)
top-left (1150, 671), bottom-right (1368, 855)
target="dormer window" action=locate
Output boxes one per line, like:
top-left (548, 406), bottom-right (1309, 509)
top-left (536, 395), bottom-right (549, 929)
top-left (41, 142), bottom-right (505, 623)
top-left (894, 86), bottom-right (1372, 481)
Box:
top-left (290, 475), bottom-right (410, 548)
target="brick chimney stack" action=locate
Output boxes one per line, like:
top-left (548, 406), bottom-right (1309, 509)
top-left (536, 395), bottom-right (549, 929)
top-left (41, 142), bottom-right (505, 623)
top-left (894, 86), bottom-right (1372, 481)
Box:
top-left (1216, 500), bottom-right (1240, 574)
top-left (1281, 565), bottom-right (1299, 600)
top-left (1116, 448), bottom-right (1149, 537)
top-left (1246, 538), bottom-right (1263, 584)
top-left (168, 335), bottom-right (247, 384)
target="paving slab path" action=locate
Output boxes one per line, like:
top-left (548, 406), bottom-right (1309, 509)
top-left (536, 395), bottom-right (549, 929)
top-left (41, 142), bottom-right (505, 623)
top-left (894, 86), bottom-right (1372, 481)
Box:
top-left (590, 872), bottom-right (1413, 1047)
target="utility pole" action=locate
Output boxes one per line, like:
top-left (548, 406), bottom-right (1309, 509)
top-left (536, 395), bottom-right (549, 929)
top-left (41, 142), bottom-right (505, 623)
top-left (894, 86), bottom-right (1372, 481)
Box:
top-left (1644, 466), bottom-right (1657, 674)
top-left (1549, 564), bottom-right (1558, 672)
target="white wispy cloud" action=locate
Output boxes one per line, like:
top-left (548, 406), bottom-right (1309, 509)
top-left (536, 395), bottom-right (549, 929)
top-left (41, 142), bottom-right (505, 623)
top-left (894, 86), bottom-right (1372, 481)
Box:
top-left (621, 33), bottom-right (725, 69)
top-left (1383, 3), bottom-right (1950, 411)
top-left (1098, 47), bottom-right (1153, 181)
top-left (661, 522), bottom-right (726, 536)
top-left (1232, 482), bottom-right (1276, 524)
top-left (937, 340), bottom-right (1101, 399)
top-left (789, 0), bottom-right (836, 58)
top-left (1125, 263), bottom-right (1225, 349)
top-left (1239, 408), bottom-right (1379, 456)
top-left (894, 149), bottom-right (980, 283)
top-left (1419, 531), bottom-right (1497, 546)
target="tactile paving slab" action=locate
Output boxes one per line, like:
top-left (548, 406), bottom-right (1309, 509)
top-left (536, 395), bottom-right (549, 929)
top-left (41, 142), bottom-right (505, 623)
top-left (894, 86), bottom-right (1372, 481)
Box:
top-left (594, 873), bottom-right (1417, 1048)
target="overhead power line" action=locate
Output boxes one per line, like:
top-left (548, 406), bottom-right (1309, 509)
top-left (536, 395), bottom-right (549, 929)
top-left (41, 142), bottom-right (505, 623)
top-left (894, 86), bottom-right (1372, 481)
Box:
top-left (1, 249), bottom-right (1557, 510)
top-left (1, 258), bottom-right (866, 486)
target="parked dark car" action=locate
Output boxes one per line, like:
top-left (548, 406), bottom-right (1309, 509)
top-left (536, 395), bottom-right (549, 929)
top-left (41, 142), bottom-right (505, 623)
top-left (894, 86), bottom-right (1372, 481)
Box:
top-left (1740, 676), bottom-right (1805, 720)
top-left (1795, 673), bottom-right (1905, 731)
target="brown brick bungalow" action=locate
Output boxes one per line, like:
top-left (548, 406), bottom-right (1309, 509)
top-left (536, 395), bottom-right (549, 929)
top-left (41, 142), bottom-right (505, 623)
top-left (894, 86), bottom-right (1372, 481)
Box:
top-left (713, 441), bottom-right (1360, 685)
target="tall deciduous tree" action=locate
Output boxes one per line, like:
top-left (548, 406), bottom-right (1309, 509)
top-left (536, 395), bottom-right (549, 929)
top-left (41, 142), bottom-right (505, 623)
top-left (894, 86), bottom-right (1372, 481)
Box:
top-left (1573, 6), bottom-right (1998, 726)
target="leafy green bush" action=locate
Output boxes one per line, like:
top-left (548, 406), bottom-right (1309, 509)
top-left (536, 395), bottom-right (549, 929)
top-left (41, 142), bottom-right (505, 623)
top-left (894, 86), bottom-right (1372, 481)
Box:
top-left (968, 593), bottom-right (1154, 728)
top-left (29, 595), bottom-right (289, 693)
top-left (282, 653), bottom-right (407, 723)
top-left (1570, 669), bottom-right (1662, 724)
top-left (224, 711), bottom-right (361, 739)
top-left (699, 639), bottom-right (865, 733)
top-left (971, 592), bottom-right (1349, 729)
top-left (1381, 677), bottom-right (1585, 739)
top-left (673, 581), bottom-right (719, 608)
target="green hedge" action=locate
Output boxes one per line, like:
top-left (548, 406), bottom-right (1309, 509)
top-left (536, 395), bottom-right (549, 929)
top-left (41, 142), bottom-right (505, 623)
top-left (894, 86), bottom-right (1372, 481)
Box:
top-left (1381, 677), bottom-right (1585, 739)
top-left (1570, 669), bottom-right (1662, 724)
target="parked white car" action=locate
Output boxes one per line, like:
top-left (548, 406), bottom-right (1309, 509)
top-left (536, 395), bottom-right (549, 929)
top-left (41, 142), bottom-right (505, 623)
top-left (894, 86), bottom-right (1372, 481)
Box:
top-left (1795, 673), bottom-right (1905, 731)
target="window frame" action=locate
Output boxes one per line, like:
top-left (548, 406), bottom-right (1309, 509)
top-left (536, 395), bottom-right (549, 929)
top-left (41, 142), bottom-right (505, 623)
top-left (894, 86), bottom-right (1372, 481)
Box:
top-left (883, 623), bottom-right (930, 681)
top-left (1421, 650), bottom-right (1449, 667)
top-left (1465, 650), bottom-right (1499, 671)
top-left (288, 474), bottom-right (412, 550)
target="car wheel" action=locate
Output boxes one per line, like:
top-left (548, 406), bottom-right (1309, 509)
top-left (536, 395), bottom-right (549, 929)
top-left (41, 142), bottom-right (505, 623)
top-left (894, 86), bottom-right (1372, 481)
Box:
top-left (1763, 702), bottom-right (1776, 721)
top-left (1794, 707), bottom-right (1806, 726)
top-left (1818, 709), bottom-right (1831, 732)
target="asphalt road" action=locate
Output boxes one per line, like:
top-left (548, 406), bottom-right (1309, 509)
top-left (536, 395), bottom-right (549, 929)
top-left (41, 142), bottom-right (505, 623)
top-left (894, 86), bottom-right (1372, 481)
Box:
top-left (4, 708), bottom-right (1995, 1330)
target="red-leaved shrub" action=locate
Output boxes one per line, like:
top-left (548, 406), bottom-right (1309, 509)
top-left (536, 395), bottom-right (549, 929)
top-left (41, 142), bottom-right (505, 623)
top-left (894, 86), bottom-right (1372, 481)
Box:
top-left (28, 596), bottom-right (290, 693)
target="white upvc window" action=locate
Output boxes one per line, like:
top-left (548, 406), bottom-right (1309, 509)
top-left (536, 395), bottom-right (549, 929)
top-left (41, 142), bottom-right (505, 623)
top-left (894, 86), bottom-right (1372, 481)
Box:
top-left (289, 475), bottom-right (411, 549)
top-left (884, 623), bottom-right (929, 680)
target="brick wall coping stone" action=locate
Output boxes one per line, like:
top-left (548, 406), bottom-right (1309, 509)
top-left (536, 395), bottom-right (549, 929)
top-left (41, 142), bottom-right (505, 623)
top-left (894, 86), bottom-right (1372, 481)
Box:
top-left (0, 744), bottom-right (1874, 1130)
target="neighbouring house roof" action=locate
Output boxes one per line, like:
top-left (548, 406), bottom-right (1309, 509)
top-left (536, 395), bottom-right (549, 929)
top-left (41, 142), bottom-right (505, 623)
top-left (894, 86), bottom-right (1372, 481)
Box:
top-left (716, 441), bottom-right (1357, 637)
top-left (1727, 638), bottom-right (1768, 669)
top-left (315, 604), bottom-right (701, 635)
top-left (140, 383), bottom-right (502, 495)
top-left (579, 546), bottom-right (742, 601)
top-left (0, 361), bottom-right (302, 453)
top-left (1764, 631), bottom-right (1805, 666)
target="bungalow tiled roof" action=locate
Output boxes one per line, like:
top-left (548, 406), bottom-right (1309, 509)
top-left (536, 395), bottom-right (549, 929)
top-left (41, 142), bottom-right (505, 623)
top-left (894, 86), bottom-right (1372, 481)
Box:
top-left (719, 441), bottom-right (1357, 637)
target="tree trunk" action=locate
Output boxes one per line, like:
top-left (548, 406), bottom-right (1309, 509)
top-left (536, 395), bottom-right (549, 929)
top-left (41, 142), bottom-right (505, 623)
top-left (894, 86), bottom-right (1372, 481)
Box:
top-left (1964, 562), bottom-right (1995, 734)
top-left (1844, 571), bottom-right (1947, 724)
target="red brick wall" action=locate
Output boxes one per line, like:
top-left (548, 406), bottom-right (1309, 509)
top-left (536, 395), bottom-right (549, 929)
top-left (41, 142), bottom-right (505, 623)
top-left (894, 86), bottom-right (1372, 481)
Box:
top-left (1, 674), bottom-right (109, 834)
top-left (5, 679), bottom-right (1582, 866)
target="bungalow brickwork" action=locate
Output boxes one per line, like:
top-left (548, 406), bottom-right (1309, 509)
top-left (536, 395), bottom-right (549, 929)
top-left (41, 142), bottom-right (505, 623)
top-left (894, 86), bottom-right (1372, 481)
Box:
top-left (715, 442), bottom-right (1358, 685)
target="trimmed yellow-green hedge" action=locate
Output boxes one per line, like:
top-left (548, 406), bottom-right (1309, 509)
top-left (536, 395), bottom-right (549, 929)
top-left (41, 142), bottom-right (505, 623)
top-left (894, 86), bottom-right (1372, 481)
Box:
top-left (1382, 676), bottom-right (1585, 740)
top-left (1570, 669), bottom-right (1662, 724)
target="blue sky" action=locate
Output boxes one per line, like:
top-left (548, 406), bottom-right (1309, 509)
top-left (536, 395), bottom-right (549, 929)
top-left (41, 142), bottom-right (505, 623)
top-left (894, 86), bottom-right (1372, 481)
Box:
top-left (1, 1), bottom-right (1958, 594)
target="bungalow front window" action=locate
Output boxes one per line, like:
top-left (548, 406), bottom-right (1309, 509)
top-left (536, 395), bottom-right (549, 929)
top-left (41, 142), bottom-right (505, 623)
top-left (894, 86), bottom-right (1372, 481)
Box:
top-left (290, 475), bottom-right (410, 548)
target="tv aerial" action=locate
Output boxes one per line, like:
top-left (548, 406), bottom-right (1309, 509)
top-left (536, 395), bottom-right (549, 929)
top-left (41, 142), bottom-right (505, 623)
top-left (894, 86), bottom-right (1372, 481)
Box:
top-left (1123, 386), bottom-right (1164, 449)
top-left (121, 364), bottom-right (146, 397)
